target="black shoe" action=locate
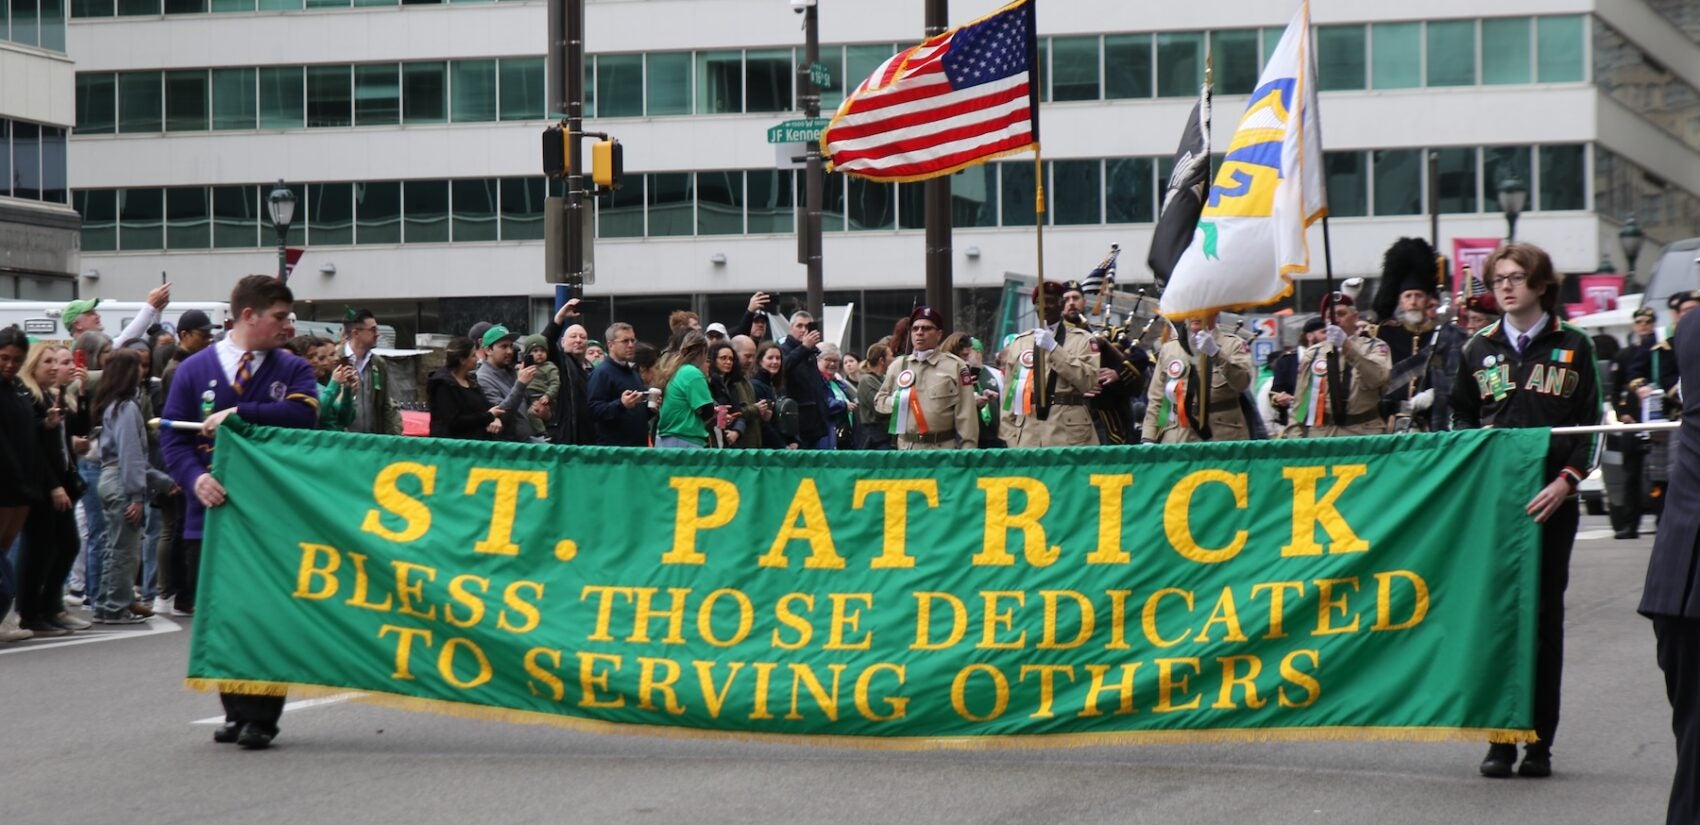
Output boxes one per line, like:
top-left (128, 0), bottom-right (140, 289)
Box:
top-left (1519, 747), bottom-right (1552, 778)
top-left (1480, 744), bottom-right (1517, 778)
top-left (1614, 528), bottom-right (1639, 539)
top-left (236, 723), bottom-right (276, 750)
top-left (212, 721), bottom-right (242, 744)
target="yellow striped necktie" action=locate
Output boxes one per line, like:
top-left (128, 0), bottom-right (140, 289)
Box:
top-left (233, 351), bottom-right (253, 395)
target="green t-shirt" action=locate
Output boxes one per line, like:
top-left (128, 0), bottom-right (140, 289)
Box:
top-left (657, 363), bottom-right (714, 445)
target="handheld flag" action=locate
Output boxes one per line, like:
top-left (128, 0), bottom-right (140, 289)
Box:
top-left (1159, 1), bottom-right (1327, 319)
top-left (822, 0), bottom-right (1039, 182)
top-left (1148, 78), bottom-right (1212, 291)
top-left (1081, 245), bottom-right (1120, 296)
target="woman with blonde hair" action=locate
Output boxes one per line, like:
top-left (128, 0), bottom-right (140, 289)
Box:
top-left (18, 344), bottom-right (90, 635)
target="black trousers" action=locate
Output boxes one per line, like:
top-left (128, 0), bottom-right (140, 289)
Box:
top-left (173, 537), bottom-right (201, 611)
top-left (1654, 616), bottom-right (1700, 825)
top-left (18, 503), bottom-right (79, 624)
top-left (1531, 498), bottom-right (1579, 751)
top-left (220, 692), bottom-right (285, 734)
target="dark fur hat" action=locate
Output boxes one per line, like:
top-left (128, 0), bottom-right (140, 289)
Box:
top-left (1373, 237), bottom-right (1443, 320)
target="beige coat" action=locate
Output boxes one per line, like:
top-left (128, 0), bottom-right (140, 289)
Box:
top-left (874, 350), bottom-right (980, 450)
top-left (1285, 335), bottom-right (1393, 438)
top-left (996, 325), bottom-right (1101, 447)
top-left (1142, 331), bottom-right (1254, 443)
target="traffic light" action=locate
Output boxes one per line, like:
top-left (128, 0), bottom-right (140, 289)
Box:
top-left (592, 139), bottom-right (623, 189)
top-left (542, 125), bottom-right (568, 178)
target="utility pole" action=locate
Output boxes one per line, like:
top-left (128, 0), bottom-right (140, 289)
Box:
top-left (923, 0), bottom-right (952, 324)
top-left (546, 0), bottom-right (587, 290)
top-left (800, 0), bottom-right (824, 321)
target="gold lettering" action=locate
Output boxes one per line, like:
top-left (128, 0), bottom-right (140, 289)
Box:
top-left (360, 462), bottom-right (436, 543)
top-left (1249, 581), bottom-right (1305, 639)
top-left (1371, 570), bottom-right (1430, 632)
top-left (950, 664), bottom-right (1009, 722)
top-left (378, 624), bottom-right (432, 680)
top-left (1213, 655), bottom-right (1268, 710)
top-left (852, 479), bottom-right (939, 570)
top-left (1038, 590), bottom-right (1095, 650)
top-left (523, 647), bottom-right (564, 701)
top-left (580, 585), bottom-right (634, 642)
top-left (1105, 590), bottom-right (1132, 650)
top-left (1278, 649), bottom-right (1322, 708)
top-left (785, 663), bottom-right (847, 721)
top-left (292, 542), bottom-right (341, 600)
top-left (978, 590), bottom-right (1027, 650)
top-left (1085, 474), bottom-right (1135, 564)
top-left (696, 588), bottom-right (754, 648)
top-left (1164, 469), bottom-right (1249, 563)
top-left (912, 592), bottom-right (968, 650)
top-left (444, 574), bottom-right (489, 629)
top-left (758, 478), bottom-right (845, 570)
top-left (637, 656), bottom-right (687, 714)
top-left (825, 593), bottom-right (874, 651)
top-left (1281, 465), bottom-right (1370, 556)
top-left (393, 561), bottom-right (438, 621)
top-left (663, 477), bottom-right (739, 565)
top-left (748, 661), bottom-right (778, 720)
top-left (344, 552), bottom-right (394, 612)
top-left (973, 477), bottom-right (1059, 567)
top-left (497, 580), bottom-right (545, 634)
top-left (437, 637), bottom-right (492, 689)
top-left (1019, 664), bottom-right (1076, 719)
top-left (1154, 657), bottom-right (1203, 713)
top-left (691, 660), bottom-right (746, 720)
top-left (771, 592), bottom-right (814, 651)
top-left (1312, 577), bottom-right (1360, 636)
top-left (1080, 663), bottom-right (1141, 717)
top-left (630, 586), bottom-right (690, 644)
top-left (853, 663), bottom-right (908, 722)
top-left (576, 652), bottom-right (625, 708)
top-left (1141, 588), bottom-right (1195, 649)
top-left (465, 468), bottom-right (548, 556)
top-left (1193, 586), bottom-right (1248, 643)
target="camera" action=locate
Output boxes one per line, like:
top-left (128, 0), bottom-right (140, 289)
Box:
top-left (806, 320), bottom-right (822, 334)
top-left (790, 0), bottom-right (814, 12)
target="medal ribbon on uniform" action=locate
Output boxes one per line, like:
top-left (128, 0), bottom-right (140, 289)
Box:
top-left (1157, 375), bottom-right (1189, 430)
top-left (1297, 358), bottom-right (1328, 427)
top-left (1001, 363), bottom-right (1033, 417)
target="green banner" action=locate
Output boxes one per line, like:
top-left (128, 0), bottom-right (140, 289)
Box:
top-left (189, 422), bottom-right (1545, 748)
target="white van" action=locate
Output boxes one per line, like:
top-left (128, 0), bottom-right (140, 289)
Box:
top-left (0, 300), bottom-right (232, 345)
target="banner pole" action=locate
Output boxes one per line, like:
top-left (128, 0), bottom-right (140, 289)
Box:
top-left (1033, 143), bottom-right (1051, 420)
top-left (1551, 421), bottom-right (1679, 436)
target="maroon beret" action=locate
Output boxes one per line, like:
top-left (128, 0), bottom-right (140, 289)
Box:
top-left (1031, 281), bottom-right (1065, 302)
top-left (910, 305), bottom-right (944, 327)
top-left (1319, 292), bottom-right (1354, 315)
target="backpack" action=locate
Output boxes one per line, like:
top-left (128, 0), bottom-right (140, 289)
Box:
top-left (775, 395), bottom-right (800, 439)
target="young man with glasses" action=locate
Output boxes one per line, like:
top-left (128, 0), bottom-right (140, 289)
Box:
top-left (586, 321), bottom-right (651, 447)
top-left (874, 306), bottom-right (979, 451)
top-left (340, 308), bottom-right (402, 436)
top-left (1452, 242), bottom-right (1604, 780)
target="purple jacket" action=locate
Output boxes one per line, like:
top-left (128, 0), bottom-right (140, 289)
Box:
top-left (160, 345), bottom-right (320, 539)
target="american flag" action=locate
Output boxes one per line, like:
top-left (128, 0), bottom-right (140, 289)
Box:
top-left (1080, 245), bottom-right (1120, 295)
top-left (823, 0), bottom-right (1038, 183)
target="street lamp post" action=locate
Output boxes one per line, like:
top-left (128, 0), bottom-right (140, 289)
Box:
top-left (1496, 177), bottom-right (1527, 243)
top-left (1618, 213), bottom-right (1645, 287)
top-left (267, 179), bottom-right (298, 282)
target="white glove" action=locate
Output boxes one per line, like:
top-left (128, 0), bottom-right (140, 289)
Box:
top-left (1410, 387), bottom-right (1435, 413)
top-left (1033, 328), bottom-right (1057, 352)
top-left (1324, 324), bottom-right (1347, 348)
top-left (1192, 331), bottom-right (1220, 357)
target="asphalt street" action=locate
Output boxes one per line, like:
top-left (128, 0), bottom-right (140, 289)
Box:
top-left (0, 513), bottom-right (1679, 825)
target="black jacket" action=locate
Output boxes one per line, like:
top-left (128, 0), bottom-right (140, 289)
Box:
top-left (1642, 310), bottom-right (1700, 618)
top-left (428, 369), bottom-right (494, 440)
top-left (586, 357), bottom-right (651, 447)
top-left (780, 338), bottom-right (829, 443)
top-left (542, 317), bottom-right (594, 445)
top-left (0, 377), bottom-right (44, 507)
top-left (1451, 314), bottom-right (1603, 484)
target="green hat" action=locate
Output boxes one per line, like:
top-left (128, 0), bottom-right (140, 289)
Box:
top-left (519, 334), bottom-right (548, 353)
top-left (587, 339), bottom-right (603, 350)
top-left (481, 324), bottom-right (518, 349)
top-left (60, 298), bottom-right (100, 328)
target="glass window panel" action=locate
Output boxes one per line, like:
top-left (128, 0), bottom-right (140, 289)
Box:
top-left (956, 165), bottom-right (999, 227)
top-left (847, 178), bottom-right (893, 231)
top-left (1263, 27), bottom-right (1283, 61)
top-left (353, 0), bottom-right (392, 7)
top-left (117, 0), bottom-right (157, 14)
top-left (1426, 20), bottom-right (1476, 87)
top-left (403, 62), bottom-right (447, 124)
top-left (1481, 17), bottom-right (1532, 85)
top-left (1052, 159), bottom-right (1101, 225)
top-left (1372, 149), bottom-right (1422, 216)
top-left (1106, 157), bottom-right (1153, 224)
top-left (10, 0), bottom-right (38, 44)
top-left (1050, 36), bottom-right (1100, 102)
top-left (745, 48), bottom-right (792, 113)
top-left (355, 181), bottom-right (401, 244)
top-left (211, 68), bottom-right (255, 130)
top-left (306, 65), bottom-right (351, 128)
top-left (258, 66), bottom-right (304, 129)
top-left (164, 0), bottom-right (203, 12)
top-left (118, 187), bottom-right (163, 250)
top-left (596, 176), bottom-right (644, 238)
top-left (1371, 22), bottom-right (1421, 89)
top-left (451, 178), bottom-right (498, 242)
top-left (595, 54), bottom-right (643, 118)
top-left (1104, 34), bottom-right (1152, 99)
top-left (1322, 152), bottom-right (1368, 217)
top-left (210, 0), bottom-right (254, 10)
top-left (1317, 25), bottom-right (1366, 91)
top-left (1538, 144), bottom-right (1585, 211)
top-left (646, 52), bottom-right (691, 116)
top-left (1156, 32), bottom-right (1204, 98)
top-left (1536, 16), bottom-right (1584, 83)
top-left (1000, 160), bottom-right (1042, 227)
top-left (820, 172), bottom-right (844, 231)
top-left (747, 169), bottom-right (793, 234)
top-left (845, 44), bottom-right (893, 103)
top-left (1212, 30), bottom-right (1260, 96)
top-left (12, 122), bottom-right (39, 200)
top-left (40, 0), bottom-right (64, 51)
top-left (212, 184), bottom-right (258, 248)
top-left (1483, 145), bottom-right (1532, 209)
top-left (498, 57), bottom-right (544, 120)
top-left (696, 50), bottom-right (742, 114)
top-left (164, 70), bottom-right (208, 131)
top-left (165, 186), bottom-right (210, 249)
top-left (816, 46), bottom-right (846, 112)
top-left (307, 182), bottom-right (353, 245)
top-left (696, 171), bottom-right (743, 235)
top-left (898, 182), bottom-right (924, 230)
top-left (0, 122), bottom-right (8, 198)
top-left (41, 127), bottom-right (66, 203)
top-left (1035, 39), bottom-right (1047, 103)
top-left (647, 172), bottom-right (693, 236)
top-left (118, 72), bottom-right (162, 133)
top-left (498, 177), bottom-right (545, 241)
top-left (1433, 147), bottom-right (1478, 214)
top-left (450, 60), bottom-right (496, 122)
top-left (77, 189), bottom-right (118, 251)
top-left (257, 0), bottom-right (299, 8)
top-left (76, 73), bottom-right (117, 134)
top-left (72, 0), bottom-right (114, 17)
top-left (305, 0), bottom-right (345, 7)
top-left (403, 180), bottom-right (448, 243)
top-left (581, 63), bottom-right (592, 118)
top-left (354, 64), bottom-right (400, 126)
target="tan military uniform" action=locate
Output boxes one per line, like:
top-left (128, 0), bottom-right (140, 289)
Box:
top-left (1141, 330), bottom-right (1253, 443)
top-left (996, 324), bottom-right (1100, 447)
top-left (1284, 335), bottom-right (1392, 438)
top-left (873, 349), bottom-right (980, 450)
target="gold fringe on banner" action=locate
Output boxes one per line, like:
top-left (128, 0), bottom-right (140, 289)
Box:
top-left (183, 679), bottom-right (1537, 750)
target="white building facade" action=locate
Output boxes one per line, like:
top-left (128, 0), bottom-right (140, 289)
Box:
top-left (62, 0), bottom-right (1700, 348)
top-left (2, 0), bottom-right (77, 300)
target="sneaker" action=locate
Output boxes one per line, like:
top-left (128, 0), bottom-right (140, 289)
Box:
top-left (107, 613), bottom-right (148, 625)
top-left (152, 596), bottom-right (172, 615)
top-left (171, 603), bottom-right (195, 617)
top-left (0, 615), bottom-right (34, 642)
top-left (128, 601), bottom-right (155, 618)
top-left (19, 620), bottom-right (70, 637)
top-left (52, 612), bottom-right (92, 630)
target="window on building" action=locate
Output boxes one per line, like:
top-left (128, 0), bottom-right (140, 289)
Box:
top-left (816, 46), bottom-right (846, 111)
top-left (1050, 36), bottom-right (1100, 102)
top-left (165, 186), bottom-right (210, 249)
top-left (76, 74), bottom-right (117, 134)
top-left (212, 185), bottom-right (257, 248)
top-left (77, 189), bottom-right (118, 251)
top-left (40, 0), bottom-right (64, 51)
top-left (164, 70), bottom-right (208, 131)
top-left (1103, 34), bottom-right (1152, 99)
top-left (117, 0), bottom-right (158, 15)
top-left (1052, 159), bottom-right (1101, 225)
top-left (1000, 160), bottom-right (1042, 227)
top-left (1372, 149), bottom-right (1422, 216)
top-left (165, 0), bottom-right (204, 12)
top-left (596, 54), bottom-right (643, 118)
top-left (1483, 145), bottom-right (1532, 207)
top-left (308, 182), bottom-right (353, 245)
top-left (1432, 147), bottom-right (1478, 213)
top-left (355, 64), bottom-right (401, 126)
top-left (450, 60), bottom-right (497, 122)
top-left (646, 52), bottom-right (691, 115)
top-left (1156, 32), bottom-right (1203, 98)
top-left (71, 0), bottom-right (113, 18)
top-left (696, 171), bottom-right (743, 235)
top-left (305, 0), bottom-right (344, 8)
top-left (597, 175), bottom-right (644, 238)
top-left (648, 172), bottom-right (693, 236)
top-left (696, 50), bottom-right (743, 114)
top-left (745, 48), bottom-right (793, 113)
top-left (451, 178), bottom-right (499, 242)
top-left (355, 181), bottom-right (401, 244)
top-left (403, 62), bottom-right (447, 124)
top-left (119, 72), bottom-right (162, 133)
top-left (897, 182), bottom-right (924, 230)
top-left (403, 179), bottom-right (449, 243)
top-left (847, 179), bottom-right (894, 231)
top-left (957, 165), bottom-right (999, 227)
top-left (257, 0), bottom-right (299, 9)
top-left (11, 122), bottom-right (39, 200)
top-left (306, 65), bottom-right (352, 128)
top-left (211, 68), bottom-right (256, 130)
top-left (1035, 39), bottom-right (1048, 103)
top-left (211, 0), bottom-right (254, 10)
top-left (1105, 158), bottom-right (1153, 223)
top-left (819, 172), bottom-right (845, 231)
top-left (1481, 17), bottom-right (1532, 85)
top-left (1536, 16), bottom-right (1585, 82)
top-left (845, 44), bottom-right (893, 107)
top-left (1539, 143), bottom-right (1585, 210)
top-left (1212, 30), bottom-right (1260, 96)
top-left (259, 66), bottom-right (304, 129)
top-left (747, 169), bottom-right (793, 234)
top-left (40, 127), bottom-right (65, 203)
top-left (1426, 20), bottom-right (1476, 87)
top-left (119, 187), bottom-right (164, 250)
top-left (0, 122), bottom-right (9, 199)
top-left (498, 177), bottom-right (544, 241)
top-left (1371, 22), bottom-right (1421, 89)
top-left (10, 0), bottom-right (39, 45)
top-left (498, 57), bottom-right (544, 120)
top-left (1317, 25), bottom-right (1366, 91)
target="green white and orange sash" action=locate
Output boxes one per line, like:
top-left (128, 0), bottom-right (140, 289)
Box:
top-left (888, 360), bottom-right (930, 436)
top-left (1296, 350), bottom-right (1329, 427)
top-left (1001, 349), bottom-right (1035, 417)
top-left (1156, 357), bottom-right (1190, 430)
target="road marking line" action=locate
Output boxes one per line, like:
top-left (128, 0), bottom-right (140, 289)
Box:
top-left (191, 692), bottom-right (366, 725)
top-left (1576, 529), bottom-right (1616, 541)
top-left (0, 615), bottom-right (181, 655)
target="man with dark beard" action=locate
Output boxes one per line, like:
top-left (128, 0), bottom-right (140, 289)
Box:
top-left (1373, 237), bottom-right (1446, 429)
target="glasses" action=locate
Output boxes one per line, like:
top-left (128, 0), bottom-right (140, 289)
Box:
top-left (1487, 273), bottom-right (1529, 289)
top-left (911, 324), bottom-right (940, 333)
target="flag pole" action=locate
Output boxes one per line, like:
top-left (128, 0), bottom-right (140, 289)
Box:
top-left (1190, 53), bottom-right (1214, 437)
top-left (1033, 143), bottom-right (1052, 421)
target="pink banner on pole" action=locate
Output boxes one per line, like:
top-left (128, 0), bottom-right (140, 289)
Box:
top-left (1564, 273), bottom-right (1625, 318)
top-left (1452, 238), bottom-right (1502, 297)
